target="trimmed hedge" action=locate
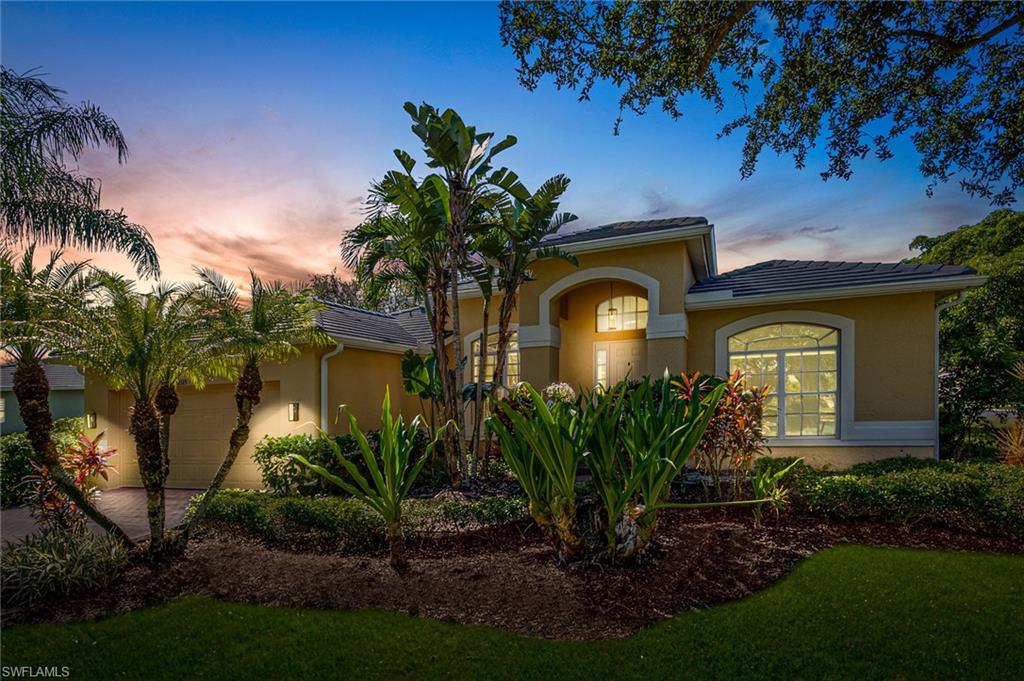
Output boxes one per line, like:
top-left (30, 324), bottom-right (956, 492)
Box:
top-left (188, 489), bottom-right (531, 551)
top-left (756, 456), bottom-right (1024, 533)
top-left (1, 417), bottom-right (85, 507)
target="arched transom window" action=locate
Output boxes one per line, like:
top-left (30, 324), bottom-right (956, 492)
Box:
top-left (596, 295), bottom-right (648, 332)
top-left (727, 323), bottom-right (839, 438)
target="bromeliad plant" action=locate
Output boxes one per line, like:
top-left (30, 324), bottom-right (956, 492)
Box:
top-left (487, 382), bottom-right (592, 562)
top-left (292, 388), bottom-right (446, 571)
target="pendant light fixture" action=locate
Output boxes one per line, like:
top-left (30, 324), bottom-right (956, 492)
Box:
top-left (606, 281), bottom-right (618, 330)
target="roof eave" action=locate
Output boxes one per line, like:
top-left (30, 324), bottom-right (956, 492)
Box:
top-left (684, 274), bottom-right (988, 310)
top-left (318, 332), bottom-right (425, 355)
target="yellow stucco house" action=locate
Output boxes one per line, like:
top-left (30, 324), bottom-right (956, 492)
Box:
top-left (84, 216), bottom-right (984, 489)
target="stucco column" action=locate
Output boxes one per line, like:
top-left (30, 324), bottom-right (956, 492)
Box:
top-left (521, 345), bottom-right (559, 387)
top-left (647, 336), bottom-right (687, 376)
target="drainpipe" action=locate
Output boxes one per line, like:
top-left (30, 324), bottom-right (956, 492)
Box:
top-left (320, 338), bottom-right (345, 430)
top-left (933, 292), bottom-right (966, 460)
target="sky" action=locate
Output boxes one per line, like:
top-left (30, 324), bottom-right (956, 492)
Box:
top-left (2, 1), bottom-right (1010, 285)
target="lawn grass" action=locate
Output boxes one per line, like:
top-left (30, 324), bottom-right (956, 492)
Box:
top-left (3, 545), bottom-right (1022, 680)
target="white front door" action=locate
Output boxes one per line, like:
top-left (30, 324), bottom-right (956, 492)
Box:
top-left (594, 339), bottom-right (647, 387)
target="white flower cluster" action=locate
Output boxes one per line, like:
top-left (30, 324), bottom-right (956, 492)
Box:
top-left (542, 382), bottom-right (576, 405)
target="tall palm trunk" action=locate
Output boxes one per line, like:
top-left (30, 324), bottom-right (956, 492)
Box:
top-left (130, 396), bottom-right (166, 553)
top-left (431, 281), bottom-right (461, 485)
top-left (447, 244), bottom-right (468, 480)
top-left (179, 362), bottom-right (262, 540)
top-left (12, 360), bottom-right (134, 546)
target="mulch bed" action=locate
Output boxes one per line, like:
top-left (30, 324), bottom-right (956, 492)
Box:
top-left (5, 509), bottom-right (1022, 640)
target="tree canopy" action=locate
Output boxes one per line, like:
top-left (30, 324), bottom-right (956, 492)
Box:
top-left (908, 209), bottom-right (1024, 457)
top-left (500, 1), bottom-right (1023, 205)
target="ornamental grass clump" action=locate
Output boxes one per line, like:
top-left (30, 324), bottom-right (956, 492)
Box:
top-left (292, 388), bottom-right (445, 570)
top-left (1, 531), bottom-right (128, 608)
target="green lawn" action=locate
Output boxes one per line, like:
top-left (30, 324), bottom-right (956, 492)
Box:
top-left (3, 546), bottom-right (1022, 680)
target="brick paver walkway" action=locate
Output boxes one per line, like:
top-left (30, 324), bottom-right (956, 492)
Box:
top-left (0, 488), bottom-right (199, 543)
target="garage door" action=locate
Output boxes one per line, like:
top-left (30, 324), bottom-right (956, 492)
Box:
top-left (166, 382), bottom-right (279, 488)
top-left (107, 382), bottom-right (279, 489)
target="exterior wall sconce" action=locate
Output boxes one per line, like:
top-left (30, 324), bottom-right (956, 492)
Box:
top-left (287, 402), bottom-right (300, 422)
top-left (86, 411), bottom-right (97, 429)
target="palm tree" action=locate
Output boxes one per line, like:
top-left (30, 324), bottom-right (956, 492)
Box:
top-left (179, 269), bottom-right (330, 540)
top-left (0, 246), bottom-right (134, 545)
top-left (1, 68), bottom-right (159, 277)
top-left (61, 277), bottom-right (217, 552)
top-left (490, 175), bottom-right (578, 391)
top-left (343, 189), bottom-right (462, 479)
top-left (367, 102), bottom-right (530, 484)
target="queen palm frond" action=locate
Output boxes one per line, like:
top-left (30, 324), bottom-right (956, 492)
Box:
top-left (1, 67), bottom-right (159, 277)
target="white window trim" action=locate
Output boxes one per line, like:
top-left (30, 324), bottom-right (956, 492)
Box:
top-left (464, 324), bottom-right (520, 383)
top-left (714, 310), bottom-right (935, 444)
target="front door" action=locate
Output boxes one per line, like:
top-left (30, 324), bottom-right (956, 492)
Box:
top-left (594, 339), bottom-right (647, 387)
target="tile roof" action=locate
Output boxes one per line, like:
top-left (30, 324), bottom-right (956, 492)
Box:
top-left (542, 216), bottom-right (708, 247)
top-left (391, 307), bottom-right (434, 345)
top-left (1, 363), bottom-right (84, 391)
top-left (315, 301), bottom-right (426, 347)
top-left (688, 260), bottom-right (978, 299)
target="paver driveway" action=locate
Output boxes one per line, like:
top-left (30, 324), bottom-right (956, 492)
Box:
top-left (1, 488), bottom-right (199, 542)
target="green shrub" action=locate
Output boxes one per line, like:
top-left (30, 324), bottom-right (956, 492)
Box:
top-left (189, 489), bottom-right (531, 550)
top-left (753, 456), bottom-right (1024, 534)
top-left (848, 456), bottom-right (951, 476)
top-left (0, 530), bottom-right (128, 607)
top-left (1, 417), bottom-right (84, 507)
top-left (804, 462), bottom-right (1024, 533)
top-left (189, 489), bottom-right (385, 551)
top-left (426, 495), bottom-right (530, 531)
top-left (253, 429), bottom-right (443, 498)
top-left (252, 434), bottom-right (340, 496)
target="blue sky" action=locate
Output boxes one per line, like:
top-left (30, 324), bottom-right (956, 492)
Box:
top-left (2, 1), bottom-right (1007, 283)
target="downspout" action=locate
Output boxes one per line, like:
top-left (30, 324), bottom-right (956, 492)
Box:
top-left (320, 338), bottom-right (345, 430)
top-left (933, 292), bottom-right (966, 459)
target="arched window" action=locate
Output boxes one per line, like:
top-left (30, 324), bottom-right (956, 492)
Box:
top-left (727, 323), bottom-right (839, 438)
top-left (470, 330), bottom-right (519, 384)
top-left (596, 295), bottom-right (648, 332)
